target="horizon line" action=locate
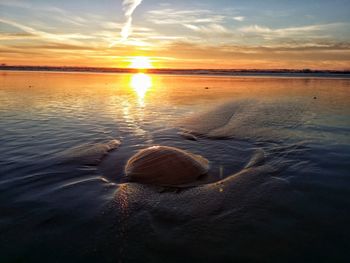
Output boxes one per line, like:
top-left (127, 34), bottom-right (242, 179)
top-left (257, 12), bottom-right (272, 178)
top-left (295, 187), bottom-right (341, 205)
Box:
top-left (1, 65), bottom-right (350, 73)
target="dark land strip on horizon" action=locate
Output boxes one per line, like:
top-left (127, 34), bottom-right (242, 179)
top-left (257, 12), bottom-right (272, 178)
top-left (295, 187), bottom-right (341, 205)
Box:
top-left (1, 65), bottom-right (349, 77)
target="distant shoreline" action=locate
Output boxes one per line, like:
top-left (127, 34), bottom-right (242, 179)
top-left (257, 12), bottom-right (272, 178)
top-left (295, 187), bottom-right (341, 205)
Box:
top-left (1, 65), bottom-right (349, 78)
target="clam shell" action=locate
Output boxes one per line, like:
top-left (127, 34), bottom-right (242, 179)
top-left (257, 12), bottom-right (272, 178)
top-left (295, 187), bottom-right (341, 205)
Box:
top-left (125, 146), bottom-right (209, 186)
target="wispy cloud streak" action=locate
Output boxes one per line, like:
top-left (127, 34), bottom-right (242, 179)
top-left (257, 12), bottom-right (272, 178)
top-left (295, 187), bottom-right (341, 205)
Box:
top-left (0, 18), bottom-right (92, 44)
top-left (109, 0), bottom-right (143, 47)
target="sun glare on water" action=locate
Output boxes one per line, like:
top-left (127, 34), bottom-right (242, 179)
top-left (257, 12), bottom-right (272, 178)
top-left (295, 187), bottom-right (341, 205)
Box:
top-left (130, 56), bottom-right (152, 69)
top-left (130, 73), bottom-right (152, 105)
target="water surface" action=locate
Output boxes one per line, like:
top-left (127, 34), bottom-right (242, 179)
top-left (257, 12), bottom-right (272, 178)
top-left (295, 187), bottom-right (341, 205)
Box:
top-left (0, 71), bottom-right (349, 262)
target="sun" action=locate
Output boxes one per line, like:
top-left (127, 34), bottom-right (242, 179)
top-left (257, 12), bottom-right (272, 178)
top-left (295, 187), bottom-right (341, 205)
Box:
top-left (129, 56), bottom-right (152, 69)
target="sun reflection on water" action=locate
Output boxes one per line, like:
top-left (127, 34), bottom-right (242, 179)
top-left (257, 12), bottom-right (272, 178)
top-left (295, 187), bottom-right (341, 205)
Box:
top-left (130, 73), bottom-right (152, 106)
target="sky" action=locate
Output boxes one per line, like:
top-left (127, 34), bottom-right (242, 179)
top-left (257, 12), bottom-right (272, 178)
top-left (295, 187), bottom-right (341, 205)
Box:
top-left (1, 0), bottom-right (350, 69)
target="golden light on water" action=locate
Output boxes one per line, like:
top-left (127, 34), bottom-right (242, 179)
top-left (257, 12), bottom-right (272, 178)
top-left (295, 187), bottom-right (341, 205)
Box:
top-left (130, 73), bottom-right (152, 105)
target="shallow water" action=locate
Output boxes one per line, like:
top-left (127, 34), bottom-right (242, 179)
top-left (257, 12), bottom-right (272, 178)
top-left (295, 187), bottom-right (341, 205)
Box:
top-left (0, 71), bottom-right (349, 262)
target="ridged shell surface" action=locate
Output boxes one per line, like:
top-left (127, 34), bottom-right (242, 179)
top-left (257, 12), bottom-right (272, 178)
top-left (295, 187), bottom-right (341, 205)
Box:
top-left (125, 146), bottom-right (209, 186)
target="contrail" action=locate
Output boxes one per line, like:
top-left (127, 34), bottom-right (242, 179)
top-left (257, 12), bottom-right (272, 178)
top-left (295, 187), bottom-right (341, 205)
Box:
top-left (120, 0), bottom-right (143, 41)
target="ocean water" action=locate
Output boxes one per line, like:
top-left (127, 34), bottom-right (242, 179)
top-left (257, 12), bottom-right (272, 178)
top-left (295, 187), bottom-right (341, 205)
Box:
top-left (0, 71), bottom-right (349, 262)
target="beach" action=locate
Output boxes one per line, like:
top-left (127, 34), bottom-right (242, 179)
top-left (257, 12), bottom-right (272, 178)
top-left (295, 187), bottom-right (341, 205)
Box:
top-left (0, 71), bottom-right (349, 262)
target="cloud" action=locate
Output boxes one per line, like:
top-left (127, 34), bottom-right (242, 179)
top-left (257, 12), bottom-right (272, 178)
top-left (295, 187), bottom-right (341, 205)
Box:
top-left (0, 18), bottom-right (93, 45)
top-left (147, 8), bottom-right (235, 43)
top-left (0, 32), bottom-right (36, 40)
top-left (239, 23), bottom-right (349, 39)
top-left (156, 41), bottom-right (350, 69)
top-left (147, 9), bottom-right (225, 25)
top-left (120, 0), bottom-right (143, 41)
top-left (184, 23), bottom-right (230, 35)
top-left (108, 0), bottom-right (143, 47)
top-left (0, 1), bottom-right (87, 26)
top-left (233, 16), bottom-right (245, 22)
top-left (2, 37), bottom-right (350, 69)
top-left (123, 0), bottom-right (142, 17)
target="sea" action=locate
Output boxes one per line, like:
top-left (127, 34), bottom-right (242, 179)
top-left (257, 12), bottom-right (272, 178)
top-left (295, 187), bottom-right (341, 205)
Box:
top-left (0, 71), bottom-right (349, 262)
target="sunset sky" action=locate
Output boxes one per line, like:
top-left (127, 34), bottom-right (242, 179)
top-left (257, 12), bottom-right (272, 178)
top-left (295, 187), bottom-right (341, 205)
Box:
top-left (1, 0), bottom-right (350, 69)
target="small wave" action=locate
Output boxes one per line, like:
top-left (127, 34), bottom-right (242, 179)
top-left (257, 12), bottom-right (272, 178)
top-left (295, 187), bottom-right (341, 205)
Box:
top-left (179, 99), bottom-right (308, 142)
top-left (57, 139), bottom-right (121, 166)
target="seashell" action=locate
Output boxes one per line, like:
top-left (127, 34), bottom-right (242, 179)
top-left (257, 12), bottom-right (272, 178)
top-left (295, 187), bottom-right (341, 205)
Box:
top-left (125, 146), bottom-right (209, 186)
